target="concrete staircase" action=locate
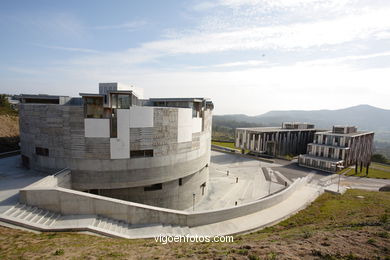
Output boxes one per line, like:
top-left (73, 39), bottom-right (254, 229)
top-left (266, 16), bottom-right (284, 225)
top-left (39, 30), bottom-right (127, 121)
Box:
top-left (1, 203), bottom-right (61, 229)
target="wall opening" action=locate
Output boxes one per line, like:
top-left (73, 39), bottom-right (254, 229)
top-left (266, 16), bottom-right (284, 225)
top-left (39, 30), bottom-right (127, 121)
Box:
top-left (200, 182), bottom-right (206, 195)
top-left (130, 149), bottom-right (153, 158)
top-left (144, 183), bottom-right (162, 191)
top-left (35, 147), bottom-right (49, 156)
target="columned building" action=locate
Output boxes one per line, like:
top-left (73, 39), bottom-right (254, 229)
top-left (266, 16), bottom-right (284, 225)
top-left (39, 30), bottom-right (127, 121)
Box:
top-left (299, 126), bottom-right (374, 173)
top-left (18, 82), bottom-right (214, 210)
top-left (235, 122), bottom-right (319, 157)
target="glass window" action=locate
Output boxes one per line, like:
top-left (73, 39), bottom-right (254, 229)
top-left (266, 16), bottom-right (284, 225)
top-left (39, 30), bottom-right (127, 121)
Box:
top-left (84, 97), bottom-right (103, 118)
top-left (118, 94), bottom-right (130, 109)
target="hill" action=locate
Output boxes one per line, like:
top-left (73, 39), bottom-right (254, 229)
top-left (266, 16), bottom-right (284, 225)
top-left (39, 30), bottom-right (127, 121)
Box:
top-left (213, 105), bottom-right (390, 142)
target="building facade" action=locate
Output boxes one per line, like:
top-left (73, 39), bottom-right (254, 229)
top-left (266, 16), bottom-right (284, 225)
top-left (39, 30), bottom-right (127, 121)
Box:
top-left (18, 83), bottom-right (213, 210)
top-left (299, 126), bottom-right (374, 172)
top-left (235, 122), bottom-right (318, 157)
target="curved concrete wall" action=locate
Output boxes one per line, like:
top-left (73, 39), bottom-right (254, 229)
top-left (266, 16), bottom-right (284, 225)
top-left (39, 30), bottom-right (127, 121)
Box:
top-left (20, 174), bottom-right (308, 227)
top-left (99, 166), bottom-right (209, 210)
top-left (19, 103), bottom-right (212, 209)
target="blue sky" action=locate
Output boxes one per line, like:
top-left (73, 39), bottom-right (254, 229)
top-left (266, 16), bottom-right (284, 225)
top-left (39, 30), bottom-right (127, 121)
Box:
top-left (1, 0), bottom-right (390, 115)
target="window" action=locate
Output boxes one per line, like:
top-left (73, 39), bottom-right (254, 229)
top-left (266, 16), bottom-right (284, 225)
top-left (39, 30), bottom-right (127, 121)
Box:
top-left (144, 183), bottom-right (162, 191)
top-left (335, 137), bottom-right (340, 146)
top-left (328, 148), bottom-right (334, 158)
top-left (320, 161), bottom-right (326, 168)
top-left (179, 178), bottom-right (183, 186)
top-left (84, 97), bottom-right (104, 118)
top-left (35, 147), bottom-right (49, 156)
top-left (130, 149), bottom-right (154, 158)
top-left (110, 93), bottom-right (131, 109)
top-left (110, 113), bottom-right (117, 138)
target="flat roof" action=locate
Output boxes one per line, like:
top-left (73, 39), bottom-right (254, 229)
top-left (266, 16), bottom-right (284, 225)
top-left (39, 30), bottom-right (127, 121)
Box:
top-left (149, 98), bottom-right (206, 102)
top-left (17, 94), bottom-right (68, 99)
top-left (79, 93), bottom-right (104, 97)
top-left (236, 127), bottom-right (321, 132)
top-left (317, 130), bottom-right (374, 137)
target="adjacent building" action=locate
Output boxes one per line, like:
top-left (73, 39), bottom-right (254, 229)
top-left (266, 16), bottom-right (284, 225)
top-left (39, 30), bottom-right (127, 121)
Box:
top-left (299, 126), bottom-right (374, 173)
top-left (18, 82), bottom-right (213, 210)
top-left (235, 122), bottom-right (318, 157)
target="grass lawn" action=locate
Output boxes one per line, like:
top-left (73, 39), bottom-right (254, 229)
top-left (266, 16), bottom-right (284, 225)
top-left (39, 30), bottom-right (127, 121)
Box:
top-left (372, 162), bottom-right (390, 171)
top-left (0, 190), bottom-right (389, 259)
top-left (345, 166), bottom-right (390, 179)
top-left (211, 141), bottom-right (236, 150)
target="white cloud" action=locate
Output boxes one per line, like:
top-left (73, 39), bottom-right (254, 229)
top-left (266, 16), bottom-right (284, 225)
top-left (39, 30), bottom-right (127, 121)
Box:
top-left (34, 44), bottom-right (100, 53)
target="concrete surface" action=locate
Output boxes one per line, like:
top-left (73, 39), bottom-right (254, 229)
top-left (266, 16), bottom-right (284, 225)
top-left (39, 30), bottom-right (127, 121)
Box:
top-left (193, 151), bottom-right (285, 211)
top-left (0, 156), bottom-right (46, 214)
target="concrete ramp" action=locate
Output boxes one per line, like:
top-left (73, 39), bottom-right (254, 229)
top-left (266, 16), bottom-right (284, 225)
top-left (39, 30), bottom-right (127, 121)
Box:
top-left (0, 181), bottom-right (323, 239)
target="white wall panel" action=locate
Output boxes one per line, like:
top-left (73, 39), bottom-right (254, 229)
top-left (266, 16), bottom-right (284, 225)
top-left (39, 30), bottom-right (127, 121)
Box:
top-left (192, 117), bottom-right (202, 133)
top-left (178, 108), bottom-right (192, 143)
top-left (110, 109), bottom-right (130, 159)
top-left (84, 119), bottom-right (110, 138)
top-left (129, 106), bottom-right (154, 128)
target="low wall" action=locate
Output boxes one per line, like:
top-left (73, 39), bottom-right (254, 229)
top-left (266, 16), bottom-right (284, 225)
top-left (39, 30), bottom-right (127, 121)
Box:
top-left (19, 172), bottom-right (308, 227)
top-left (187, 177), bottom-right (307, 226)
top-left (23, 168), bottom-right (72, 189)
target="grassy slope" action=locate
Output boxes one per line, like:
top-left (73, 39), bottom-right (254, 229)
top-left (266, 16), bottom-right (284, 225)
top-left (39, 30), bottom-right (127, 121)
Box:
top-left (345, 166), bottom-right (390, 179)
top-left (211, 141), bottom-right (236, 149)
top-left (0, 190), bottom-right (389, 259)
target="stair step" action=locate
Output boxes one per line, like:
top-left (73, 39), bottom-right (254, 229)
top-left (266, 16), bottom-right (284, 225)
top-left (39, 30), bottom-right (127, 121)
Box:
top-left (10, 204), bottom-right (28, 218)
top-left (22, 207), bottom-right (39, 221)
top-left (3, 204), bottom-right (21, 216)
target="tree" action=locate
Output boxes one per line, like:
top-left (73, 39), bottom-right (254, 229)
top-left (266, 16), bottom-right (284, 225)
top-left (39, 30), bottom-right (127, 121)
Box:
top-left (371, 153), bottom-right (389, 164)
top-left (0, 94), bottom-right (10, 107)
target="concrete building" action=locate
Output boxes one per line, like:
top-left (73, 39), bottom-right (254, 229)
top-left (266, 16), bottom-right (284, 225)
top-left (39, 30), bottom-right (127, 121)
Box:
top-left (18, 82), bottom-right (213, 210)
top-left (235, 122), bottom-right (318, 157)
top-left (299, 126), bottom-right (374, 173)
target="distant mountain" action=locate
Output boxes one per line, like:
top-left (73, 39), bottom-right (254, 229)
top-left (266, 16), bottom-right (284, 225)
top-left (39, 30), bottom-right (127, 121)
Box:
top-left (214, 105), bottom-right (390, 142)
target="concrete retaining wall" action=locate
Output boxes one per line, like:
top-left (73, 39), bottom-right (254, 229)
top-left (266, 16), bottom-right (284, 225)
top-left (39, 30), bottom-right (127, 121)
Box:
top-left (20, 173), bottom-right (308, 227)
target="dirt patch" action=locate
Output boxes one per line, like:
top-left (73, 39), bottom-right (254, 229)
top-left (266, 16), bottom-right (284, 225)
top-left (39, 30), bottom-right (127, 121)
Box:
top-left (0, 115), bottom-right (19, 137)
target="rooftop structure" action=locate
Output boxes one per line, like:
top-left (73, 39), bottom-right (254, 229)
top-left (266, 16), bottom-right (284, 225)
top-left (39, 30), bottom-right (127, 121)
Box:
top-left (235, 122), bottom-right (320, 157)
top-left (17, 83), bottom-right (213, 210)
top-left (299, 126), bottom-right (374, 173)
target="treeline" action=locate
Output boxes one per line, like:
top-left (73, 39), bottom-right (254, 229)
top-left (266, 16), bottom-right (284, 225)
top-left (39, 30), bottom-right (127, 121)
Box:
top-left (0, 94), bottom-right (18, 116)
top-left (212, 118), bottom-right (266, 142)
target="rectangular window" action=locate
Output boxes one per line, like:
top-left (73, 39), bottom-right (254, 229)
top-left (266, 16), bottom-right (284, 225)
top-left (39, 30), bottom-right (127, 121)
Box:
top-left (328, 148), bottom-right (334, 158)
top-left (110, 113), bottom-right (117, 138)
top-left (110, 93), bottom-right (131, 109)
top-left (84, 97), bottom-right (104, 118)
top-left (144, 183), bottom-right (162, 191)
top-left (35, 147), bottom-right (49, 156)
top-left (179, 178), bottom-right (183, 186)
top-left (130, 149), bottom-right (154, 158)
